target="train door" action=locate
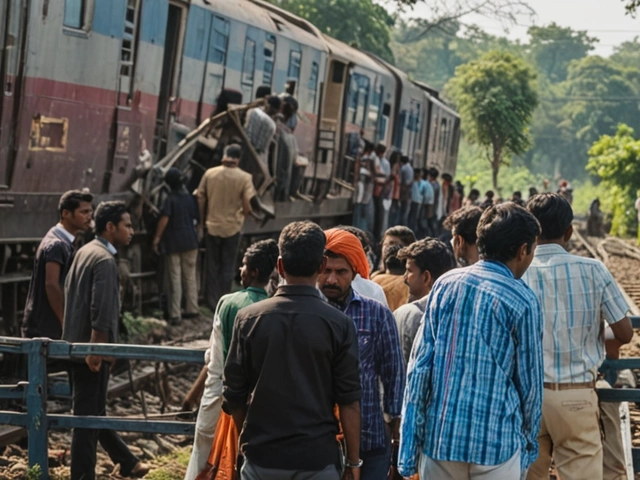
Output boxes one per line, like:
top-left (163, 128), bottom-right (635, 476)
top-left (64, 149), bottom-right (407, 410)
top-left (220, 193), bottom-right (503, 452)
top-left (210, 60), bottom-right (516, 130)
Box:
top-left (0, 0), bottom-right (27, 188)
top-left (155, 2), bottom-right (186, 158)
top-left (240, 28), bottom-right (258, 102)
top-left (203, 15), bottom-right (229, 113)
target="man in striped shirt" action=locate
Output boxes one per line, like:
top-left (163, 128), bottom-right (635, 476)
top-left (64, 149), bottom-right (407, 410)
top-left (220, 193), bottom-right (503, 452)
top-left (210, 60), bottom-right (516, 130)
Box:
top-left (523, 193), bottom-right (633, 480)
top-left (399, 203), bottom-right (544, 479)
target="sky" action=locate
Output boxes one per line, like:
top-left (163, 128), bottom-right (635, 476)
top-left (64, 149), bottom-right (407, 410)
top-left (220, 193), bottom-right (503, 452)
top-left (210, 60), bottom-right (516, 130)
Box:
top-left (407, 0), bottom-right (639, 56)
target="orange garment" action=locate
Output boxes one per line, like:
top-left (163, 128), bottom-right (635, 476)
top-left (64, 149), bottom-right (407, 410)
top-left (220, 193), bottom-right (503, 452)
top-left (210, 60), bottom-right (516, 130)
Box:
top-left (196, 412), bottom-right (238, 480)
top-left (372, 274), bottom-right (409, 311)
top-left (324, 228), bottom-right (370, 279)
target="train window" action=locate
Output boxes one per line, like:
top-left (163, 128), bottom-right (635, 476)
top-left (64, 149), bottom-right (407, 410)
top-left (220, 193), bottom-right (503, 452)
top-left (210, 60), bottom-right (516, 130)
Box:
top-left (354, 76), bottom-right (370, 127)
top-left (382, 103), bottom-right (391, 116)
top-left (63, 0), bottom-right (93, 32)
top-left (307, 61), bottom-right (319, 111)
top-left (242, 39), bottom-right (256, 86)
top-left (263, 34), bottom-right (276, 86)
top-left (431, 112), bottom-right (439, 152)
top-left (210, 16), bottom-right (229, 65)
top-left (439, 118), bottom-right (447, 151)
top-left (288, 50), bottom-right (302, 82)
top-left (332, 61), bottom-right (345, 83)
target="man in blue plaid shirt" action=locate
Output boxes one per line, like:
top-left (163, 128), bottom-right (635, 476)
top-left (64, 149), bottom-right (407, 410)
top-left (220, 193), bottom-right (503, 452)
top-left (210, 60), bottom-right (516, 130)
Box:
top-left (318, 228), bottom-right (405, 480)
top-left (399, 203), bottom-right (544, 479)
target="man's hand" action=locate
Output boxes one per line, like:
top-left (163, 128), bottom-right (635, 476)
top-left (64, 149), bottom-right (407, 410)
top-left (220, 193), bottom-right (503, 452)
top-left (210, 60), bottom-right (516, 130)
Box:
top-left (152, 237), bottom-right (161, 255)
top-left (197, 225), bottom-right (204, 243)
top-left (85, 355), bottom-right (102, 372)
top-left (342, 467), bottom-right (360, 480)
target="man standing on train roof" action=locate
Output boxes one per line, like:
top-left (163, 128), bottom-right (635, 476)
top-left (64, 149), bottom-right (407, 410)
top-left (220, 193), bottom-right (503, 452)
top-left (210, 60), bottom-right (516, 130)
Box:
top-left (62, 201), bottom-right (148, 480)
top-left (399, 203), bottom-right (543, 480)
top-left (318, 228), bottom-right (405, 480)
top-left (523, 193), bottom-right (634, 480)
top-left (22, 190), bottom-right (93, 342)
top-left (197, 144), bottom-right (257, 310)
top-left (185, 239), bottom-right (278, 480)
top-left (223, 221), bottom-right (363, 480)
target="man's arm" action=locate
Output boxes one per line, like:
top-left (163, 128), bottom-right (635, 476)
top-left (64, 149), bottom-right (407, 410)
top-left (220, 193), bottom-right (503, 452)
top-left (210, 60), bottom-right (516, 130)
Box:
top-left (513, 300), bottom-right (544, 470)
top-left (606, 317), bottom-right (633, 359)
top-left (339, 401), bottom-right (361, 480)
top-left (44, 262), bottom-right (64, 326)
top-left (85, 328), bottom-right (110, 372)
top-left (196, 173), bottom-right (208, 234)
top-left (376, 308), bottom-right (406, 418)
top-left (152, 216), bottom-right (169, 254)
top-left (222, 317), bottom-right (250, 434)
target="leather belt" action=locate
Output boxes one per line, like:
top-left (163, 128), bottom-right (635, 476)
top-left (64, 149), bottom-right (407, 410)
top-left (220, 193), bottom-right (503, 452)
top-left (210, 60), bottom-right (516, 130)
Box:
top-left (543, 381), bottom-right (595, 391)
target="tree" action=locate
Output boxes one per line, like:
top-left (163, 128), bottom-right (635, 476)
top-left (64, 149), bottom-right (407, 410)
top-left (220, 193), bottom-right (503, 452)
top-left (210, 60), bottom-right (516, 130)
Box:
top-left (265, 0), bottom-right (395, 62)
top-left (624, 0), bottom-right (640, 15)
top-left (611, 37), bottom-right (640, 69)
top-left (446, 51), bottom-right (538, 190)
top-left (561, 56), bottom-right (640, 149)
top-left (587, 124), bottom-right (640, 236)
top-left (527, 23), bottom-right (598, 83)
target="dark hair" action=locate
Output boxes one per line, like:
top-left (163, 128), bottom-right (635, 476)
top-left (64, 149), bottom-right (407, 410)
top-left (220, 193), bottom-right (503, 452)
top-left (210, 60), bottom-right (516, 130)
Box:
top-left (278, 221), bottom-right (326, 277)
top-left (443, 206), bottom-right (483, 244)
top-left (469, 189), bottom-right (480, 198)
top-left (267, 95), bottom-right (282, 111)
top-left (485, 190), bottom-right (495, 199)
top-left (94, 201), bottom-right (128, 234)
top-left (477, 203), bottom-right (541, 262)
top-left (383, 243), bottom-right (405, 274)
top-left (400, 155), bottom-right (409, 164)
top-left (383, 226), bottom-right (416, 246)
top-left (59, 190), bottom-right (93, 218)
top-left (337, 225), bottom-right (370, 251)
top-left (363, 141), bottom-right (374, 153)
top-left (429, 167), bottom-right (439, 178)
top-left (256, 85), bottom-right (272, 99)
top-left (244, 239), bottom-right (279, 283)
top-left (375, 143), bottom-right (386, 155)
top-left (526, 193), bottom-right (573, 240)
top-left (512, 191), bottom-right (522, 199)
top-left (442, 173), bottom-right (453, 182)
top-left (164, 168), bottom-right (184, 191)
top-left (398, 238), bottom-right (455, 280)
top-left (422, 168), bottom-right (429, 178)
top-left (389, 151), bottom-right (401, 166)
top-left (224, 144), bottom-right (242, 159)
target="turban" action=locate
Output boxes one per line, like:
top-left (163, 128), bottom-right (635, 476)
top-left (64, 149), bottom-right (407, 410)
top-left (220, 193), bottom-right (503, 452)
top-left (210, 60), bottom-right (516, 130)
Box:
top-left (324, 228), bottom-right (370, 280)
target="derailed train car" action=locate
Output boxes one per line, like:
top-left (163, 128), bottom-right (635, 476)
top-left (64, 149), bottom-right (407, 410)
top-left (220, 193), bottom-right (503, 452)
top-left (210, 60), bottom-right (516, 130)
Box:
top-left (0, 0), bottom-right (460, 331)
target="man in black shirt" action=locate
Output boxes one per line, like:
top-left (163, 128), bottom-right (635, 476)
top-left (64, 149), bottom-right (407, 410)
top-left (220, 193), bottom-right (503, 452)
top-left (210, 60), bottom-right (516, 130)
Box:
top-left (152, 168), bottom-right (200, 323)
top-left (223, 221), bottom-right (363, 480)
top-left (22, 190), bottom-right (93, 340)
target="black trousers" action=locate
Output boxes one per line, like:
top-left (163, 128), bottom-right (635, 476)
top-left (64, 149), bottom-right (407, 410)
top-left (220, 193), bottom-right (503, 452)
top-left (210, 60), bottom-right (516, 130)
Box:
top-left (70, 362), bottom-right (138, 480)
top-left (205, 233), bottom-right (240, 310)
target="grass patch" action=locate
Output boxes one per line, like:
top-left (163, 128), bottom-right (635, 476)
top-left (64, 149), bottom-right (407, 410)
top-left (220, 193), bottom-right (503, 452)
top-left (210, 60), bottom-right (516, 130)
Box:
top-left (145, 447), bottom-right (192, 480)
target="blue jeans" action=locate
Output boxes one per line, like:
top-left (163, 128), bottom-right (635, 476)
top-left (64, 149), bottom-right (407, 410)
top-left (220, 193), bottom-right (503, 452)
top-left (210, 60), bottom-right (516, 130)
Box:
top-left (361, 443), bottom-right (392, 480)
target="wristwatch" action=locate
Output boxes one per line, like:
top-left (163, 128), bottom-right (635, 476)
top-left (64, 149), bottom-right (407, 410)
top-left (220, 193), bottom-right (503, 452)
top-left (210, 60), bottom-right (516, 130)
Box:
top-left (345, 459), bottom-right (364, 469)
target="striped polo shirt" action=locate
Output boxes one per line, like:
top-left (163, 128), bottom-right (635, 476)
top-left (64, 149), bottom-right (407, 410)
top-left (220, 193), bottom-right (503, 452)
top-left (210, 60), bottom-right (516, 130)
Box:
top-left (522, 243), bottom-right (629, 384)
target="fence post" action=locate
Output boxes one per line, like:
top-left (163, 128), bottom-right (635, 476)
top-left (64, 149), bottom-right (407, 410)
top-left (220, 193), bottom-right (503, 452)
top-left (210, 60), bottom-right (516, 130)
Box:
top-left (26, 338), bottom-right (49, 480)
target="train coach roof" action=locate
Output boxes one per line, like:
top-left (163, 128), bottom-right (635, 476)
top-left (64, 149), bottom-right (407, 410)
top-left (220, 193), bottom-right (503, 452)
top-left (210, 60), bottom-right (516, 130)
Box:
top-left (195, 0), bottom-right (327, 51)
top-left (321, 35), bottom-right (388, 75)
top-left (429, 94), bottom-right (460, 119)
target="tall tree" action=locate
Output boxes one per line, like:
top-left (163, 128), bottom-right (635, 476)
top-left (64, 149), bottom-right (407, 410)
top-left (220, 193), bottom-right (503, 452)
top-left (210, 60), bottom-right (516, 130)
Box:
top-left (265, 0), bottom-right (395, 62)
top-left (527, 23), bottom-right (598, 83)
top-left (447, 51), bottom-right (538, 190)
top-left (587, 124), bottom-right (640, 235)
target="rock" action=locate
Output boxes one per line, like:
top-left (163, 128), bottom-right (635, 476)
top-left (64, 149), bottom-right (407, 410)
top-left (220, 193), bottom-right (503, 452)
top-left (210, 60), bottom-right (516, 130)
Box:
top-left (9, 462), bottom-right (27, 474)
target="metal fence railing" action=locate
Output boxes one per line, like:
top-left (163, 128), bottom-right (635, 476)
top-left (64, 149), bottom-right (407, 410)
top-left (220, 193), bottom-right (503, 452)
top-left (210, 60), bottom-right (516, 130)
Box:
top-left (0, 336), bottom-right (204, 480)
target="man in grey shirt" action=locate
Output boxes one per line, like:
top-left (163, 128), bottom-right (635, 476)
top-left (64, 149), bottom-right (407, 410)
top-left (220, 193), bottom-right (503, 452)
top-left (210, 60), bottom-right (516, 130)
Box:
top-left (62, 201), bottom-right (148, 480)
top-left (394, 239), bottom-right (455, 367)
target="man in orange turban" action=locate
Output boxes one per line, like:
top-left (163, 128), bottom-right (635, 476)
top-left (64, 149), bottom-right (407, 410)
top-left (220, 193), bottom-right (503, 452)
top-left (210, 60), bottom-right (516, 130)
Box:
top-left (319, 228), bottom-right (405, 480)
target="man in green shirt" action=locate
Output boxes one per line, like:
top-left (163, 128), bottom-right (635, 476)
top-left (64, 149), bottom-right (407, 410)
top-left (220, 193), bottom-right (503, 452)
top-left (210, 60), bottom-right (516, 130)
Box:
top-left (185, 239), bottom-right (279, 479)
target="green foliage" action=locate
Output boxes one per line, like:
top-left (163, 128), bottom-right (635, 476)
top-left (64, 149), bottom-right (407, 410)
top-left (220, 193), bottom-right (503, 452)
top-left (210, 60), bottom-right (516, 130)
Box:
top-left (146, 447), bottom-right (192, 480)
top-left (527, 23), bottom-right (598, 83)
top-left (447, 50), bottom-right (538, 189)
top-left (265, 0), bottom-right (395, 62)
top-left (586, 124), bottom-right (640, 236)
top-left (26, 464), bottom-right (42, 480)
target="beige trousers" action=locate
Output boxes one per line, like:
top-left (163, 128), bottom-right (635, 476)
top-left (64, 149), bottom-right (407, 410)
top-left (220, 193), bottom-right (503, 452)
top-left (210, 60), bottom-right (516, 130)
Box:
top-left (526, 388), bottom-right (602, 480)
top-left (598, 380), bottom-right (628, 480)
top-left (166, 249), bottom-right (199, 321)
top-left (420, 450), bottom-right (521, 479)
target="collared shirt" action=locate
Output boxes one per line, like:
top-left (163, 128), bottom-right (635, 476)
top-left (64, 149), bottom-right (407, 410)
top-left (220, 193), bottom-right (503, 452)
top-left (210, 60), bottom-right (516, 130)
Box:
top-left (422, 180), bottom-right (434, 205)
top-left (333, 288), bottom-right (405, 452)
top-left (399, 261), bottom-right (543, 475)
top-left (245, 108), bottom-right (276, 154)
top-left (393, 295), bottom-right (429, 371)
top-left (197, 164), bottom-right (256, 238)
top-left (218, 286), bottom-right (268, 360)
top-left (160, 191), bottom-right (199, 254)
top-left (522, 244), bottom-right (629, 383)
top-left (22, 225), bottom-right (76, 339)
top-left (352, 274), bottom-right (389, 307)
top-left (400, 164), bottom-right (414, 186)
top-left (97, 236), bottom-right (117, 255)
top-left (372, 273), bottom-right (409, 312)
top-left (55, 223), bottom-right (75, 243)
top-left (223, 285), bottom-right (361, 471)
